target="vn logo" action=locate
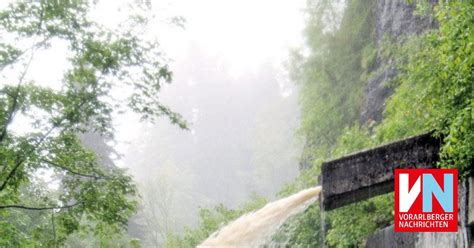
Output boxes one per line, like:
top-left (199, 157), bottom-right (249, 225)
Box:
top-left (394, 169), bottom-right (458, 232)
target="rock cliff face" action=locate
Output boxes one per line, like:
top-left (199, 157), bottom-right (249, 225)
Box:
top-left (359, 0), bottom-right (437, 124)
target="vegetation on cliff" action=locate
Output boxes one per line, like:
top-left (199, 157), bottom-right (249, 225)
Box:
top-left (278, 1), bottom-right (473, 247)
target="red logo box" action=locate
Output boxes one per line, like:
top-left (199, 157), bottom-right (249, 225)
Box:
top-left (394, 169), bottom-right (458, 232)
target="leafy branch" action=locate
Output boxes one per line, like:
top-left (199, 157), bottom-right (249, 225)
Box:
top-left (0, 201), bottom-right (82, 211)
top-left (41, 158), bottom-right (108, 180)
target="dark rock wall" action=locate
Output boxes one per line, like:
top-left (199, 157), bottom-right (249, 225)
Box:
top-left (359, 0), bottom-right (437, 124)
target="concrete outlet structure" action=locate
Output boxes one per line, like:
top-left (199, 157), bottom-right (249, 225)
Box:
top-left (320, 132), bottom-right (473, 247)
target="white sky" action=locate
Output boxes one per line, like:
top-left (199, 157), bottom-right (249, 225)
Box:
top-left (89, 0), bottom-right (306, 73)
top-left (158, 0), bottom-right (306, 72)
top-left (102, 0), bottom-right (307, 156)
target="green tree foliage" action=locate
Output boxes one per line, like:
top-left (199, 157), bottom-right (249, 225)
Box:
top-left (0, 0), bottom-right (185, 246)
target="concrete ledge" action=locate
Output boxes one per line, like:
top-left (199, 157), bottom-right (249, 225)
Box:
top-left (321, 133), bottom-right (441, 210)
top-left (366, 225), bottom-right (461, 248)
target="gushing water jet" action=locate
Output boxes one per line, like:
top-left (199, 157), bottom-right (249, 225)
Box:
top-left (198, 186), bottom-right (322, 247)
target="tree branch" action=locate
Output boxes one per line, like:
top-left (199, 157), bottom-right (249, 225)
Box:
top-left (0, 124), bottom-right (58, 191)
top-left (0, 91), bottom-right (18, 142)
top-left (41, 158), bottom-right (107, 180)
top-left (0, 98), bottom-right (90, 191)
top-left (0, 202), bottom-right (82, 210)
top-left (0, 156), bottom-right (25, 192)
top-left (0, 3), bottom-right (46, 143)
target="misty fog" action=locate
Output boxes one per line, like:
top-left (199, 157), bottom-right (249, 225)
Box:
top-left (109, 0), bottom-right (307, 245)
top-left (124, 44), bottom-right (303, 240)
